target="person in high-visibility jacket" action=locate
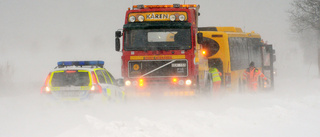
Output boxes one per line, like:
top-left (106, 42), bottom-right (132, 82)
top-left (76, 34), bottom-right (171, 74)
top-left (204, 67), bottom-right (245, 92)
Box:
top-left (209, 67), bottom-right (222, 92)
top-left (242, 62), bottom-right (268, 91)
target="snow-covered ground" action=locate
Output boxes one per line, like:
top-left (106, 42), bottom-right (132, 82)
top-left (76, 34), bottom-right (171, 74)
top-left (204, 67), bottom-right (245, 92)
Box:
top-left (1, 75), bottom-right (319, 137)
top-left (1, 0), bottom-right (320, 136)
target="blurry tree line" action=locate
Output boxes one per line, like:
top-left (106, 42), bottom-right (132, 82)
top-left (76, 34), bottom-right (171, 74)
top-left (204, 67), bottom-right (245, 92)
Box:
top-left (0, 62), bottom-right (14, 85)
top-left (289, 0), bottom-right (320, 76)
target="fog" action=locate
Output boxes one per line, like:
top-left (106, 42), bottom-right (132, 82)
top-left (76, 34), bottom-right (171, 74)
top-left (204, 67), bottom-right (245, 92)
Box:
top-left (1, 0), bottom-right (320, 137)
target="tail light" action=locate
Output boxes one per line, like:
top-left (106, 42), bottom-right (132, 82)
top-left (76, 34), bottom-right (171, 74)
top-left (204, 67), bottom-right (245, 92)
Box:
top-left (91, 71), bottom-right (102, 93)
top-left (225, 73), bottom-right (231, 88)
top-left (172, 78), bottom-right (178, 83)
top-left (139, 79), bottom-right (144, 87)
top-left (90, 84), bottom-right (102, 93)
top-left (91, 71), bottom-right (98, 84)
top-left (41, 72), bottom-right (51, 94)
top-left (264, 81), bottom-right (267, 88)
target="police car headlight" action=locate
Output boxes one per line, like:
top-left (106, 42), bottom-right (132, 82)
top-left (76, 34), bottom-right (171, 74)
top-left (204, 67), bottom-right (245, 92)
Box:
top-left (169, 15), bottom-right (176, 21)
top-left (179, 15), bottom-right (185, 21)
top-left (138, 15), bottom-right (144, 22)
top-left (125, 80), bottom-right (131, 86)
top-left (185, 80), bottom-right (192, 86)
top-left (129, 16), bottom-right (136, 22)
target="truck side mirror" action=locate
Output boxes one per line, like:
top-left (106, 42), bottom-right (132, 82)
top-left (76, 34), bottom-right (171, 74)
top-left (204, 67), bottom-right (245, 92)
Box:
top-left (197, 33), bottom-right (203, 44)
top-left (115, 38), bottom-right (120, 51)
top-left (115, 31), bottom-right (122, 38)
top-left (115, 30), bottom-right (122, 52)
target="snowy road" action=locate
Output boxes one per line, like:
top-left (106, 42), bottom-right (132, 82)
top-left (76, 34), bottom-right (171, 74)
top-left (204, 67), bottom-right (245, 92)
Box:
top-left (1, 0), bottom-right (319, 136)
top-left (1, 77), bottom-right (319, 137)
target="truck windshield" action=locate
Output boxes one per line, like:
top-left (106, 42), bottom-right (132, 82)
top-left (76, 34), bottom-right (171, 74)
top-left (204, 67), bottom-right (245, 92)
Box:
top-left (123, 23), bottom-right (192, 51)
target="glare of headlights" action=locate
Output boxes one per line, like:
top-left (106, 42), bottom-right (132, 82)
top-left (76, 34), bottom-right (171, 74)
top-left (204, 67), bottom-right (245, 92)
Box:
top-left (185, 80), bottom-right (192, 85)
top-left (172, 78), bottom-right (177, 83)
top-left (45, 86), bottom-right (50, 92)
top-left (139, 79), bottom-right (144, 87)
top-left (138, 15), bottom-right (144, 22)
top-left (139, 79), bottom-right (143, 83)
top-left (169, 15), bottom-right (176, 21)
top-left (90, 85), bottom-right (95, 91)
top-left (178, 15), bottom-right (185, 21)
top-left (125, 80), bottom-right (131, 86)
top-left (129, 16), bottom-right (136, 22)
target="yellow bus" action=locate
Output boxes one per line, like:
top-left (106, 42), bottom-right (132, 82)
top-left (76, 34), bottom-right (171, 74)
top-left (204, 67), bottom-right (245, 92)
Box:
top-left (198, 27), bottom-right (275, 91)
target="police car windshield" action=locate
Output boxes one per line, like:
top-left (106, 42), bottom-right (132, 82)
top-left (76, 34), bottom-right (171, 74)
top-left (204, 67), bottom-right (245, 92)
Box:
top-left (51, 71), bottom-right (90, 87)
top-left (123, 22), bottom-right (192, 51)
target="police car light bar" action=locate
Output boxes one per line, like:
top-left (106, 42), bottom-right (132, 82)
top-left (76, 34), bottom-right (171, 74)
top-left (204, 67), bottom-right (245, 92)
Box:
top-left (57, 61), bottom-right (104, 68)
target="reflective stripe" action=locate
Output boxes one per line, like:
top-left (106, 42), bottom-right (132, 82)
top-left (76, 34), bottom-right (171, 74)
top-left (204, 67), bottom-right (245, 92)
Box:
top-left (209, 68), bottom-right (221, 82)
top-left (106, 72), bottom-right (114, 84)
top-left (107, 88), bottom-right (111, 96)
top-left (122, 91), bottom-right (126, 100)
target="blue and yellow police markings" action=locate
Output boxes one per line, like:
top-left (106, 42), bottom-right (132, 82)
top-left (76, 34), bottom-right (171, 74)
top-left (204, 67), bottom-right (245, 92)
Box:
top-left (101, 86), bottom-right (125, 102)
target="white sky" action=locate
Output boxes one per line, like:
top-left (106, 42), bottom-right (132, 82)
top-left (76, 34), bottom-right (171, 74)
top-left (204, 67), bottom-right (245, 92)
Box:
top-left (0, 0), bottom-right (305, 84)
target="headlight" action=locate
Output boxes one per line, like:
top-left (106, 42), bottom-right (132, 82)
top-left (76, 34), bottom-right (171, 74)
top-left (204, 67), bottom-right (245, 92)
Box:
top-left (125, 80), bottom-right (131, 86)
top-left (169, 15), bottom-right (176, 21)
top-left (178, 15), bottom-right (185, 21)
top-left (185, 80), bottom-right (192, 85)
top-left (129, 16), bottom-right (136, 22)
top-left (138, 15), bottom-right (144, 22)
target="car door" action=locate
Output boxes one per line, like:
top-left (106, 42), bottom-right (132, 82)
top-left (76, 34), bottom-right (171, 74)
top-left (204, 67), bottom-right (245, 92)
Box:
top-left (95, 69), bottom-right (122, 100)
top-left (102, 70), bottom-right (124, 99)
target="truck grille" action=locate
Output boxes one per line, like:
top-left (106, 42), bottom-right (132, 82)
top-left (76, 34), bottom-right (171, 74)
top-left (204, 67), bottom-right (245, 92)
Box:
top-left (128, 60), bottom-right (188, 78)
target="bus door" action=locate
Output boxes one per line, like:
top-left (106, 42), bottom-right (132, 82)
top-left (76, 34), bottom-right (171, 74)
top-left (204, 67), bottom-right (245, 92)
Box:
top-left (261, 44), bottom-right (275, 90)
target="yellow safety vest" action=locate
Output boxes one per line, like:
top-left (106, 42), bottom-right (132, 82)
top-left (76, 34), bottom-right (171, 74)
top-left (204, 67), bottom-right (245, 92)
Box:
top-left (209, 68), bottom-right (221, 82)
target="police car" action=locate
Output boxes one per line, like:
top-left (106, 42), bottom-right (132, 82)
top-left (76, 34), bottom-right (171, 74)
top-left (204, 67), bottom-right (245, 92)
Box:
top-left (41, 61), bottom-right (124, 101)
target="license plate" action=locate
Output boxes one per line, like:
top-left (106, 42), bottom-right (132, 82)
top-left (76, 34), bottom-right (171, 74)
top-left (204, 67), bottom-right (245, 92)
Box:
top-left (54, 90), bottom-right (86, 97)
top-left (59, 87), bottom-right (82, 90)
top-left (61, 91), bottom-right (80, 97)
top-left (171, 63), bottom-right (186, 67)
